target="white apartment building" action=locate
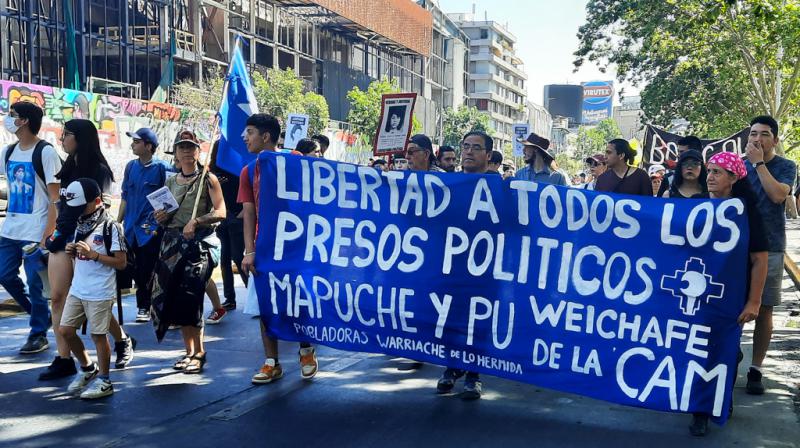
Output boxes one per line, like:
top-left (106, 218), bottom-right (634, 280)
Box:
top-left (448, 12), bottom-right (527, 149)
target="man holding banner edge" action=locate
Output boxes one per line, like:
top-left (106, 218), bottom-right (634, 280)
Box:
top-left (238, 113), bottom-right (319, 385)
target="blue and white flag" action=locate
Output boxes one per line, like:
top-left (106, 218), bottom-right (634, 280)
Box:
top-left (254, 152), bottom-right (751, 424)
top-left (216, 38), bottom-right (259, 175)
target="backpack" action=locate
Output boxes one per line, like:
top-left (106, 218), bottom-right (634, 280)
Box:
top-left (101, 219), bottom-right (136, 279)
top-left (4, 140), bottom-right (62, 184)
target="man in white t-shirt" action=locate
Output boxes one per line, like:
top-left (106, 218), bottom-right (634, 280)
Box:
top-left (0, 101), bottom-right (62, 355)
top-left (58, 178), bottom-right (127, 399)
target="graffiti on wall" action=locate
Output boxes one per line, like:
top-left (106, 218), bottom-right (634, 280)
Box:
top-left (0, 80), bottom-right (214, 196)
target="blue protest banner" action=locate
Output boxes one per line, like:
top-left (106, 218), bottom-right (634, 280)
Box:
top-left (253, 151), bottom-right (749, 423)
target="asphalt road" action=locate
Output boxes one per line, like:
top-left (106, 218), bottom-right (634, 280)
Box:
top-left (0, 277), bottom-right (798, 448)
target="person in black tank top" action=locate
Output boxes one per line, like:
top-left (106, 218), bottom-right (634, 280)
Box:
top-left (664, 150), bottom-right (708, 199)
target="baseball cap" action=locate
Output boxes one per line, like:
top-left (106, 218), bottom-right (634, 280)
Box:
top-left (173, 129), bottom-right (201, 148)
top-left (585, 154), bottom-right (607, 164)
top-left (125, 128), bottom-right (159, 147)
top-left (648, 164), bottom-right (666, 177)
top-left (408, 134), bottom-right (433, 152)
top-left (678, 149), bottom-right (703, 163)
top-left (63, 178), bottom-right (101, 208)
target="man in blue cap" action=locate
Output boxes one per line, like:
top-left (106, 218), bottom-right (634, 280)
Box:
top-left (118, 128), bottom-right (173, 324)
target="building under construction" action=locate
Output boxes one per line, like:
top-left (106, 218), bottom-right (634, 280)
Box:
top-left (0, 0), bottom-right (470, 137)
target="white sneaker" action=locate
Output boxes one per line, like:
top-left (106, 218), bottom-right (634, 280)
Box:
top-left (136, 308), bottom-right (150, 322)
top-left (67, 364), bottom-right (98, 394)
top-left (299, 346), bottom-right (318, 380)
top-left (80, 378), bottom-right (114, 399)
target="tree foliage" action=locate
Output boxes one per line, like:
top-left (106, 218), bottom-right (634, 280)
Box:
top-left (346, 77), bottom-right (421, 144)
top-left (252, 69), bottom-right (329, 136)
top-left (442, 105), bottom-right (494, 147)
top-left (574, 0), bottom-right (800, 153)
top-left (575, 118), bottom-right (622, 160)
top-left (172, 67), bottom-right (330, 136)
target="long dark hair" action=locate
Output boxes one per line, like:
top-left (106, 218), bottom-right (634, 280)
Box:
top-left (670, 154), bottom-right (707, 195)
top-left (57, 119), bottom-right (114, 184)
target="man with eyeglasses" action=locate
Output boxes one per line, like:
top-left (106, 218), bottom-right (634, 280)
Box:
top-left (435, 130), bottom-right (493, 400)
top-left (406, 134), bottom-right (443, 172)
top-left (583, 154), bottom-right (607, 190)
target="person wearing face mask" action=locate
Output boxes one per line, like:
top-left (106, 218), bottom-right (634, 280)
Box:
top-left (662, 150), bottom-right (708, 198)
top-left (0, 101), bottom-right (61, 356)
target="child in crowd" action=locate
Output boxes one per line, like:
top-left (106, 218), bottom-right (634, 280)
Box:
top-left (58, 178), bottom-right (127, 399)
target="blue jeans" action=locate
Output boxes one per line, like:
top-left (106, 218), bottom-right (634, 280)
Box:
top-left (0, 236), bottom-right (51, 337)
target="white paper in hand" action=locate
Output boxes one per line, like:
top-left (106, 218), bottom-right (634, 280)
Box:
top-left (146, 186), bottom-right (180, 213)
top-left (243, 278), bottom-right (260, 316)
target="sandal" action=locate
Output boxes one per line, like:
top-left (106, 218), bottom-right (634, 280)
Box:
top-left (173, 354), bottom-right (191, 370)
top-left (183, 353), bottom-right (206, 374)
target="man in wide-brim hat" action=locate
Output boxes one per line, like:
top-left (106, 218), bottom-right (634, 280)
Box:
top-left (513, 132), bottom-right (567, 185)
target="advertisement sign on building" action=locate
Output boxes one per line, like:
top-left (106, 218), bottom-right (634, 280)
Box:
top-left (581, 80), bottom-right (614, 125)
top-left (512, 123), bottom-right (530, 157)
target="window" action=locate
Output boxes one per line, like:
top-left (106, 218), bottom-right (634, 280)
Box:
top-left (277, 10), bottom-right (295, 48)
top-left (480, 29), bottom-right (488, 39)
top-left (256, 41), bottom-right (273, 68)
top-left (255, 1), bottom-right (274, 40)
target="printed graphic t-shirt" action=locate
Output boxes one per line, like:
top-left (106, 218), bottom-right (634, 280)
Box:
top-left (0, 142), bottom-right (62, 242)
top-left (69, 221), bottom-right (123, 301)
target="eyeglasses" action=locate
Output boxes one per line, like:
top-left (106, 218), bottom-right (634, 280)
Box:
top-left (60, 130), bottom-right (74, 140)
top-left (461, 143), bottom-right (485, 152)
top-left (587, 162), bottom-right (598, 168)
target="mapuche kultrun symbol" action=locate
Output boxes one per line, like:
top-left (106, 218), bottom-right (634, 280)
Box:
top-left (660, 258), bottom-right (725, 316)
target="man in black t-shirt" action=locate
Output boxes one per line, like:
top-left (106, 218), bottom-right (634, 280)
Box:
top-left (594, 139), bottom-right (651, 196)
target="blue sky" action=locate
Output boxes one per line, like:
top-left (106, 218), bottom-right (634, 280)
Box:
top-left (437, 0), bottom-right (635, 105)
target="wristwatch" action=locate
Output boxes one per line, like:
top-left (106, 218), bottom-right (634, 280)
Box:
top-left (754, 161), bottom-right (766, 169)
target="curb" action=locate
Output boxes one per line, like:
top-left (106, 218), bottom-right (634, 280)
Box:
top-left (784, 253), bottom-right (800, 291)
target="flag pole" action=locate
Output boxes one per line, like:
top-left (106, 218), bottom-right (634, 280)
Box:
top-left (190, 37), bottom-right (241, 221)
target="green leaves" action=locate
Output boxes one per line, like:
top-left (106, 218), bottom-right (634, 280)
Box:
top-left (441, 106), bottom-right (494, 148)
top-left (576, 118), bottom-right (622, 161)
top-left (252, 69), bottom-right (330, 136)
top-left (172, 67), bottom-right (330, 136)
top-left (576, 0), bottom-right (800, 155)
top-left (346, 77), bottom-right (423, 144)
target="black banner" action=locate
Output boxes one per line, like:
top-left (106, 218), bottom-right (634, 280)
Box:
top-left (643, 125), bottom-right (749, 167)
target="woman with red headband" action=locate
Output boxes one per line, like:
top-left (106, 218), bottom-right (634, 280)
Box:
top-left (688, 152), bottom-right (768, 436)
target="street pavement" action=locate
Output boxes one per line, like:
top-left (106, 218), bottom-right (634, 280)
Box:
top-left (1, 254), bottom-right (799, 447)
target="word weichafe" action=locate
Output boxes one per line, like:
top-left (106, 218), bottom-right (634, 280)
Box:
top-left (254, 151), bottom-right (749, 423)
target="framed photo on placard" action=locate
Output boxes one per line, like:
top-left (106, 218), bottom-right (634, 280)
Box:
top-left (373, 93), bottom-right (417, 156)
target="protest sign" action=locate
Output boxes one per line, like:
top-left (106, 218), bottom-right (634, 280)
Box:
top-left (284, 113), bottom-right (310, 150)
top-left (254, 151), bottom-right (749, 423)
top-left (512, 123), bottom-right (530, 157)
top-left (643, 125), bottom-right (749, 166)
top-left (374, 93), bottom-right (416, 156)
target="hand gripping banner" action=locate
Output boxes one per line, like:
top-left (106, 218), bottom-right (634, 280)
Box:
top-left (253, 151), bottom-right (749, 423)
